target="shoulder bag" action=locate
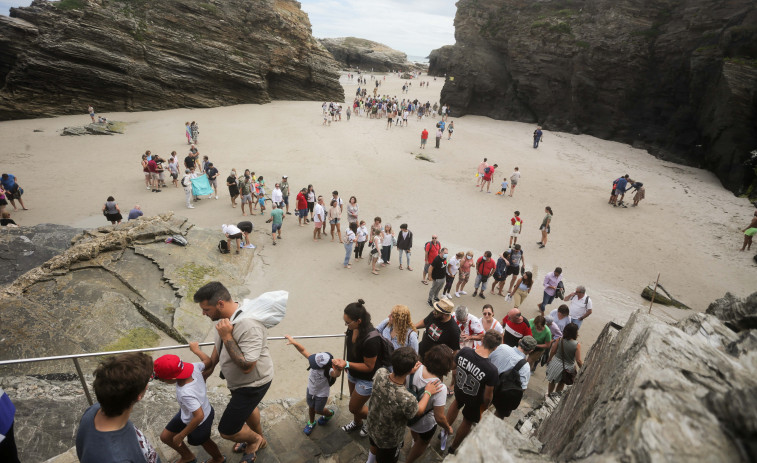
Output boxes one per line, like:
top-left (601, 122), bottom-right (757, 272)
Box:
top-left (560, 339), bottom-right (576, 385)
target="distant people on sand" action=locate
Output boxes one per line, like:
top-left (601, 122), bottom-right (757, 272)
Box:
top-left (447, 121), bottom-right (454, 139)
top-left (630, 181), bottom-right (645, 207)
top-left (87, 105), bottom-right (95, 123)
top-left (127, 205), bottom-right (143, 221)
top-left (102, 196), bottom-right (122, 224)
top-left (509, 167), bottom-right (521, 197)
top-left (538, 206), bottom-right (553, 249)
top-left (185, 122), bottom-right (192, 144)
top-left (420, 128), bottom-right (428, 149)
top-left (610, 174), bottom-right (632, 207)
top-left (741, 210), bottom-right (757, 251)
top-left (476, 158), bottom-right (488, 187)
top-left (0, 174), bottom-right (27, 211)
top-left (533, 126), bottom-right (543, 148)
top-left (190, 121), bottom-right (199, 144)
top-left (480, 164), bottom-right (498, 193)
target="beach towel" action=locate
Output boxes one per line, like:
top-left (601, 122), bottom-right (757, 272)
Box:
top-left (191, 175), bottom-right (213, 196)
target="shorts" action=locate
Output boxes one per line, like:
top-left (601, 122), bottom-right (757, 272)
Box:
top-left (258, 197), bottom-right (265, 206)
top-left (611, 188), bottom-right (617, 195)
top-left (459, 271), bottom-right (470, 283)
top-left (171, 172), bottom-right (178, 180)
top-left (150, 172), bottom-right (159, 180)
top-left (237, 221), bottom-right (253, 233)
top-left (209, 179), bottom-right (218, 189)
top-left (329, 218), bottom-right (340, 224)
top-left (387, 118), bottom-right (393, 123)
top-left (272, 223), bottom-right (282, 233)
top-left (492, 389), bottom-right (523, 418)
top-left (227, 232), bottom-right (243, 240)
top-left (314, 221), bottom-right (322, 228)
top-left (421, 138), bottom-right (427, 145)
top-left (423, 262), bottom-right (431, 274)
top-left (241, 194), bottom-right (253, 204)
top-left (511, 180), bottom-right (518, 186)
top-left (218, 381), bottom-right (272, 436)
top-left (283, 196), bottom-right (289, 206)
top-left (6, 188), bottom-right (22, 200)
top-left (745, 228), bottom-right (757, 237)
top-left (505, 265), bottom-right (520, 277)
top-left (493, 273), bottom-right (506, 282)
top-left (368, 437), bottom-right (401, 463)
top-left (510, 229), bottom-right (521, 237)
top-left (453, 390), bottom-right (484, 423)
top-left (347, 373), bottom-right (373, 397)
top-left (305, 391), bottom-right (328, 412)
top-left (414, 424), bottom-right (437, 442)
top-left (165, 407), bottom-right (215, 446)
top-left (298, 209), bottom-right (308, 218)
top-left (307, 202), bottom-right (315, 212)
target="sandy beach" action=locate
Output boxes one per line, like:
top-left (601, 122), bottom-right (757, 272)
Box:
top-left (1, 73), bottom-right (755, 398)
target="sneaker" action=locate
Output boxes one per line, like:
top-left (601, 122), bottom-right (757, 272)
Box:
top-left (187, 205), bottom-right (195, 209)
top-left (215, 196), bottom-right (219, 200)
top-left (303, 421), bottom-right (317, 436)
top-left (341, 420), bottom-right (360, 433)
top-left (479, 293), bottom-right (486, 299)
top-left (317, 409), bottom-right (335, 426)
top-left (434, 297), bottom-right (440, 302)
top-left (455, 292), bottom-right (461, 297)
top-left (472, 290), bottom-right (478, 297)
top-left (359, 423), bottom-right (369, 437)
top-left (440, 429), bottom-right (448, 451)
top-left (460, 291), bottom-right (467, 295)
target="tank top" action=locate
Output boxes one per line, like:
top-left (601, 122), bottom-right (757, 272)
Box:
top-left (105, 201), bottom-right (118, 214)
top-left (556, 339), bottom-right (578, 364)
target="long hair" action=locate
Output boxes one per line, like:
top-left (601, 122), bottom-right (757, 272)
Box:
top-left (344, 299), bottom-right (373, 343)
top-left (388, 305), bottom-right (417, 347)
top-left (523, 271), bottom-right (534, 288)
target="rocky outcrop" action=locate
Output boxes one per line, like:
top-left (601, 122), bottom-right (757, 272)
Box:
top-left (0, 223), bottom-right (82, 286)
top-left (430, 0), bottom-right (757, 196)
top-left (319, 37), bottom-right (417, 72)
top-left (0, 0), bottom-right (343, 120)
top-left (0, 214), bottom-right (254, 374)
top-left (61, 121), bottom-right (125, 136)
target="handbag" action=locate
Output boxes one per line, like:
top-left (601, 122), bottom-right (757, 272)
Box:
top-left (560, 339), bottom-right (576, 385)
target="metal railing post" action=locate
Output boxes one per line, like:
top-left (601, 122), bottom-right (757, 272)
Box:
top-left (72, 358), bottom-right (93, 406)
top-left (339, 333), bottom-right (347, 401)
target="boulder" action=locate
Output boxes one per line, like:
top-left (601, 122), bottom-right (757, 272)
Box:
top-left (0, 223), bottom-right (82, 286)
top-left (319, 37), bottom-right (417, 72)
top-left (444, 413), bottom-right (549, 463)
top-left (61, 121), bottom-right (125, 136)
top-left (706, 291), bottom-right (757, 332)
top-left (0, 0), bottom-right (343, 120)
top-left (430, 0), bottom-right (757, 197)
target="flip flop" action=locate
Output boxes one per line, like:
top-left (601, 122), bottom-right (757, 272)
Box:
top-left (233, 443), bottom-right (247, 453)
top-left (239, 452), bottom-right (256, 463)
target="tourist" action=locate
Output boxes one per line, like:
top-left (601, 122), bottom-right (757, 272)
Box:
top-left (444, 331), bottom-right (500, 454)
top-left (502, 308), bottom-right (533, 347)
top-left (238, 175), bottom-right (253, 216)
top-left (455, 306), bottom-right (485, 349)
top-left (181, 169), bottom-right (194, 209)
top-left (237, 221), bottom-right (253, 247)
top-left (507, 271), bottom-right (534, 309)
top-left (147, 155), bottom-right (161, 192)
top-left (505, 244), bottom-right (525, 293)
top-left (508, 211), bottom-right (523, 248)
top-left (168, 151), bottom-right (180, 188)
top-left (193, 282), bottom-right (274, 460)
top-left (420, 128), bottom-right (428, 149)
top-left (546, 323), bottom-right (582, 394)
top-left (364, 347), bottom-right (442, 463)
top-left (491, 250), bottom-right (511, 296)
top-left (154, 153), bottom-right (166, 188)
top-left (498, 177), bottom-right (509, 196)
top-left (533, 126), bottom-right (543, 148)
top-left (183, 150), bottom-right (195, 176)
top-left (370, 228), bottom-right (383, 275)
top-left (376, 304), bottom-right (419, 351)
top-left (396, 223), bottom-right (413, 271)
top-left (405, 345), bottom-right (454, 463)
top-left (153, 345), bottom-right (225, 463)
top-left (454, 251), bottom-right (474, 297)
top-left (283, 336), bottom-right (341, 436)
top-left (296, 188), bottom-right (308, 226)
top-left (549, 304), bottom-right (573, 336)
top-left (422, 235), bottom-right (442, 285)
top-left (479, 163), bottom-right (497, 193)
top-left (227, 170), bottom-right (239, 208)
top-left (306, 185), bottom-right (316, 222)
top-left (347, 196), bottom-right (359, 225)
top-left (127, 205), bottom-right (143, 221)
top-left (427, 247), bottom-right (449, 307)
top-left (222, 223), bottom-right (244, 253)
top-left (380, 224), bottom-right (395, 266)
top-left (610, 174), bottom-right (630, 206)
top-left (88, 105), bottom-right (96, 123)
top-left (630, 181), bottom-right (645, 207)
top-left (141, 154), bottom-right (151, 189)
top-left (190, 121), bottom-right (199, 144)
top-left (538, 267), bottom-right (563, 314)
top-left (355, 220), bottom-right (368, 259)
top-left (435, 126), bottom-right (442, 148)
top-left (75, 353), bottom-right (158, 463)
top-left (476, 158), bottom-right (488, 187)
top-left (102, 196), bottom-right (123, 225)
top-left (280, 176), bottom-right (291, 215)
top-left (313, 196), bottom-right (326, 241)
top-left (0, 174), bottom-right (27, 211)
top-left (344, 222), bottom-right (357, 268)
top-left (447, 121), bottom-right (454, 140)
top-left (185, 121), bottom-right (192, 144)
top-left (327, 199), bottom-right (343, 243)
top-left (527, 315), bottom-right (552, 372)
top-left (471, 251), bottom-right (496, 299)
top-left (490, 336), bottom-right (537, 419)
top-left (509, 167), bottom-right (521, 197)
top-left (369, 216), bottom-right (383, 243)
top-left (538, 206), bottom-right (553, 248)
top-left (271, 183), bottom-right (284, 209)
top-left (564, 286), bottom-right (592, 329)
top-left (415, 299), bottom-right (461, 361)
top-left (0, 211), bottom-right (17, 227)
top-left (206, 162), bottom-right (219, 200)
top-left (334, 300), bottom-right (385, 437)
top-left (480, 304), bottom-right (503, 334)
top-left (268, 203), bottom-right (284, 246)
top-left (741, 210), bottom-right (757, 251)
top-left (443, 251), bottom-right (463, 299)
top-left (0, 388), bottom-right (19, 462)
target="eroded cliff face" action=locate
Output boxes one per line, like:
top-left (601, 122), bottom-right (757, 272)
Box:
top-left (319, 37), bottom-right (418, 72)
top-left (0, 0), bottom-right (344, 120)
top-left (430, 0), bottom-right (757, 196)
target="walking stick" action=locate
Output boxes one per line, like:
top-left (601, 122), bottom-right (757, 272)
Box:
top-left (339, 334), bottom-right (347, 400)
top-left (648, 273), bottom-right (660, 314)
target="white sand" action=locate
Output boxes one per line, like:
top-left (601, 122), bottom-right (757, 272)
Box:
top-left (2, 74), bottom-right (755, 398)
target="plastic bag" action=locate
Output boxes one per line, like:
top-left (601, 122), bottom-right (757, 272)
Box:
top-left (232, 290), bottom-right (288, 328)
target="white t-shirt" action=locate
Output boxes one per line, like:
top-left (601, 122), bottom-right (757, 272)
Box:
top-left (176, 362), bottom-right (212, 424)
top-left (447, 257), bottom-right (460, 276)
top-left (406, 365), bottom-right (447, 433)
top-left (271, 188), bottom-right (283, 203)
top-left (313, 203), bottom-right (325, 222)
top-left (346, 229), bottom-right (356, 244)
top-left (550, 309), bottom-right (573, 334)
top-left (568, 294), bottom-right (593, 319)
top-left (222, 224), bottom-right (242, 236)
top-left (511, 171), bottom-right (521, 182)
top-left (357, 225), bottom-right (368, 242)
top-left (308, 364), bottom-right (335, 398)
top-left (382, 232), bottom-right (394, 247)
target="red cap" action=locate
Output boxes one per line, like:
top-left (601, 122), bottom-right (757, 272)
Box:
top-left (153, 355), bottom-right (194, 380)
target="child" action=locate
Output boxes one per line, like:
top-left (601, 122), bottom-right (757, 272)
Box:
top-left (497, 178), bottom-right (508, 196)
top-left (508, 211), bottom-right (522, 248)
top-left (153, 343), bottom-right (225, 463)
top-left (285, 335), bottom-right (341, 436)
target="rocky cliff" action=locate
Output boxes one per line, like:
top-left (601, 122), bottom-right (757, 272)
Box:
top-left (0, 0), bottom-right (344, 120)
top-left (430, 0), bottom-right (757, 196)
top-left (319, 37), bottom-right (419, 72)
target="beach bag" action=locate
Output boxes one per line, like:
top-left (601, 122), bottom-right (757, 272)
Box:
top-left (560, 340), bottom-right (576, 385)
top-left (512, 219), bottom-right (521, 233)
top-left (171, 234), bottom-right (187, 246)
top-left (233, 291), bottom-right (289, 328)
top-left (218, 240), bottom-right (230, 254)
top-left (495, 358), bottom-right (528, 395)
top-left (406, 370), bottom-right (436, 426)
top-left (555, 281), bottom-right (565, 300)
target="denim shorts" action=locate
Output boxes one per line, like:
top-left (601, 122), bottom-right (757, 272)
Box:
top-left (348, 373), bottom-right (373, 397)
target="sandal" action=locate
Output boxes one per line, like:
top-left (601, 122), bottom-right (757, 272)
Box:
top-left (233, 443), bottom-right (247, 453)
top-left (239, 452), bottom-right (256, 463)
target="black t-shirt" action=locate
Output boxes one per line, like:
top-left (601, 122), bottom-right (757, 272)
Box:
top-left (454, 347), bottom-right (498, 403)
top-left (0, 218), bottom-right (16, 226)
top-left (418, 312), bottom-right (461, 359)
top-left (346, 328), bottom-right (382, 381)
top-left (430, 255), bottom-right (447, 280)
top-left (206, 167), bottom-right (218, 179)
top-left (184, 156), bottom-right (194, 168)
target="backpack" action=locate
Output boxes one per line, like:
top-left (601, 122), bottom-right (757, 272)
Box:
top-left (365, 330), bottom-right (395, 369)
top-left (484, 166), bottom-right (491, 174)
top-left (218, 240), bottom-right (230, 254)
top-left (307, 353), bottom-right (336, 386)
top-left (406, 370), bottom-right (436, 426)
top-left (512, 218), bottom-right (522, 233)
top-left (171, 234), bottom-right (187, 246)
top-left (555, 281), bottom-right (565, 300)
top-left (495, 358), bottom-right (528, 396)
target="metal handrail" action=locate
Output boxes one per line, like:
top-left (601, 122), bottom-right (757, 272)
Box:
top-left (0, 334), bottom-right (347, 406)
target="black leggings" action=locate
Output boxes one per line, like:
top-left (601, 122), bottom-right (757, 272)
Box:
top-left (443, 274), bottom-right (456, 294)
top-left (381, 245), bottom-right (392, 263)
top-left (355, 241), bottom-right (366, 258)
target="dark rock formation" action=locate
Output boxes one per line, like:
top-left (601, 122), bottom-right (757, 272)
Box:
top-left (430, 0), bottom-right (757, 196)
top-left (706, 291), bottom-right (757, 332)
top-left (0, 0), bottom-right (343, 120)
top-left (61, 121), bottom-right (125, 135)
top-left (0, 223), bottom-right (82, 285)
top-left (319, 37), bottom-right (418, 72)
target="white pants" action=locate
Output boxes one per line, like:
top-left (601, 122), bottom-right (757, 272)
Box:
top-left (184, 187), bottom-right (192, 207)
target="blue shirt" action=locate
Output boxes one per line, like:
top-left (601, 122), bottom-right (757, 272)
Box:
top-left (376, 318), bottom-right (419, 352)
top-left (489, 345), bottom-right (531, 390)
top-left (615, 177), bottom-right (628, 192)
top-left (0, 388), bottom-right (15, 437)
top-left (1, 174), bottom-right (16, 190)
top-left (128, 209), bottom-right (143, 220)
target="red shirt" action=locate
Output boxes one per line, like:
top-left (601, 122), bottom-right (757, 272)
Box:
top-left (511, 217), bottom-right (523, 226)
top-left (296, 192), bottom-right (307, 210)
top-left (421, 129), bottom-right (429, 140)
top-left (502, 317), bottom-right (533, 347)
top-left (147, 160), bottom-right (158, 173)
top-left (483, 166), bottom-right (495, 181)
top-left (475, 256), bottom-right (496, 276)
top-left (425, 241), bottom-right (441, 264)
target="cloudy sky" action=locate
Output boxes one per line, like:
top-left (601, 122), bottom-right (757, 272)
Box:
top-left (1, 0), bottom-right (457, 57)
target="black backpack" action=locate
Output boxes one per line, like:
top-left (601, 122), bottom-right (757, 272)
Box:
top-left (218, 240), bottom-right (230, 254)
top-left (495, 358), bottom-right (528, 396)
top-left (406, 370), bottom-right (436, 426)
top-left (307, 353), bottom-right (336, 386)
top-left (365, 330), bottom-right (395, 369)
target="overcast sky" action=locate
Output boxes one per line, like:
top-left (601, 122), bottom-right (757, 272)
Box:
top-left (2, 0), bottom-right (456, 57)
